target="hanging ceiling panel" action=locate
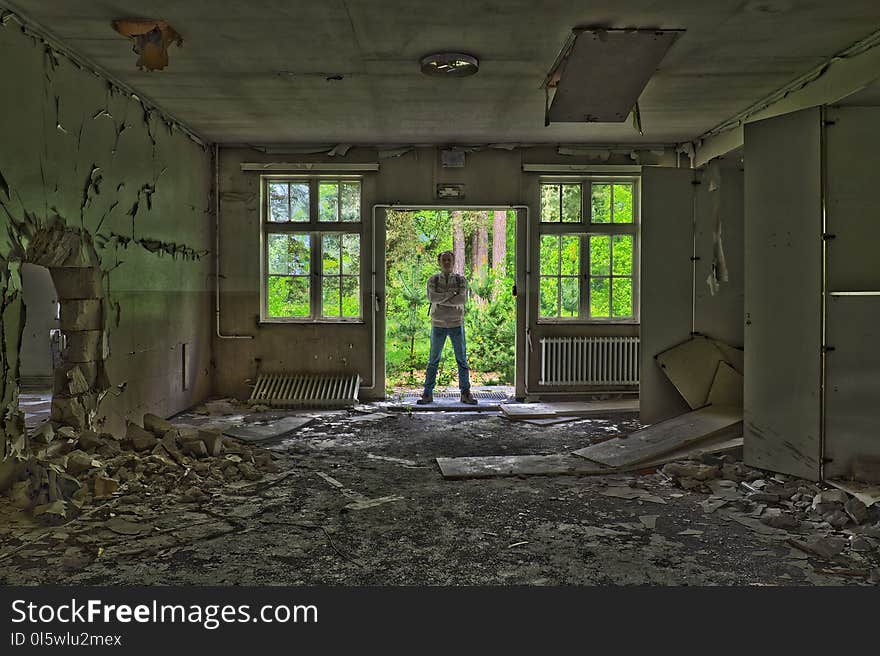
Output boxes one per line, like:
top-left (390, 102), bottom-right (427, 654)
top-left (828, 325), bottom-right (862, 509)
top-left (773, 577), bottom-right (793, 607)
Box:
top-left (548, 29), bottom-right (683, 124)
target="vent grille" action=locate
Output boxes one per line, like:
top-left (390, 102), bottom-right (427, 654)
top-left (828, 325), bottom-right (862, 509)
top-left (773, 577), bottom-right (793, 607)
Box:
top-left (249, 373), bottom-right (360, 408)
top-left (540, 336), bottom-right (639, 386)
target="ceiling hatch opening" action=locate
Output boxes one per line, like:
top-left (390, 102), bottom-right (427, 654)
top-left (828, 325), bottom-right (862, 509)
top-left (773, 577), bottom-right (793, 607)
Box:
top-left (543, 28), bottom-right (683, 126)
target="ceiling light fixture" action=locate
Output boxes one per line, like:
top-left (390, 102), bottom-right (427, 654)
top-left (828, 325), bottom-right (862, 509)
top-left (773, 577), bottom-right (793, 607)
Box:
top-left (420, 53), bottom-right (479, 77)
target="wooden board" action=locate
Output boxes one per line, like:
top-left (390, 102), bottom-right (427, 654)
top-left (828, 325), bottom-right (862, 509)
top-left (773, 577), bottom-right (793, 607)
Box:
top-left (706, 361), bottom-right (743, 408)
top-left (437, 454), bottom-right (611, 479)
top-left (640, 167), bottom-right (695, 424)
top-left (655, 336), bottom-right (726, 409)
top-left (743, 107), bottom-right (822, 481)
top-left (500, 399), bottom-right (638, 420)
top-left (223, 416), bottom-right (313, 442)
top-left (572, 405), bottom-right (743, 468)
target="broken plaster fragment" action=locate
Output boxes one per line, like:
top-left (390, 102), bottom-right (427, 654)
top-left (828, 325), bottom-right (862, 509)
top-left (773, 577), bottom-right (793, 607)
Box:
top-left (112, 19), bottom-right (183, 71)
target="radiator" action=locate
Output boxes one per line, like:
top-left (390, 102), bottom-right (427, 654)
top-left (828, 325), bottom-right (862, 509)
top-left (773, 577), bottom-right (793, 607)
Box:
top-left (539, 336), bottom-right (640, 386)
top-left (249, 373), bottom-right (360, 408)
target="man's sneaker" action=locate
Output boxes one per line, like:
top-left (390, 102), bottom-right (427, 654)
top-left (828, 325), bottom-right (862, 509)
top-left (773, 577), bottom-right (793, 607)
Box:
top-left (460, 390), bottom-right (478, 405)
top-left (416, 393), bottom-right (433, 405)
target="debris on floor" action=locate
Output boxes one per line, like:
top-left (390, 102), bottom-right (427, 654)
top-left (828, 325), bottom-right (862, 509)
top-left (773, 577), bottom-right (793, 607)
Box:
top-left (1, 406), bottom-right (283, 524)
top-left (1, 397), bottom-right (877, 586)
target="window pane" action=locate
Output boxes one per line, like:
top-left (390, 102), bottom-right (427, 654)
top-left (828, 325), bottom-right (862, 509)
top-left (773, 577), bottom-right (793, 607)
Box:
top-left (539, 277), bottom-right (559, 317)
top-left (590, 235), bottom-right (610, 276)
top-left (612, 278), bottom-right (633, 318)
top-left (319, 182), bottom-right (339, 222)
top-left (288, 234), bottom-right (310, 274)
top-left (322, 276), bottom-right (341, 317)
top-left (342, 233), bottom-right (360, 275)
top-left (341, 276), bottom-right (360, 317)
top-left (561, 184), bottom-right (581, 222)
top-left (560, 235), bottom-right (579, 276)
top-left (590, 277), bottom-right (610, 318)
top-left (591, 183), bottom-right (611, 223)
top-left (267, 276), bottom-right (310, 317)
top-left (613, 184), bottom-right (633, 223)
top-left (290, 182), bottom-right (310, 222)
top-left (540, 235), bottom-right (560, 275)
top-left (322, 234), bottom-right (341, 275)
top-left (541, 184), bottom-right (560, 222)
top-left (267, 234), bottom-right (288, 274)
top-left (561, 277), bottom-right (579, 317)
top-left (612, 235), bottom-right (633, 276)
top-left (340, 182), bottom-right (360, 222)
top-left (268, 234), bottom-right (309, 274)
top-left (268, 182), bottom-right (289, 222)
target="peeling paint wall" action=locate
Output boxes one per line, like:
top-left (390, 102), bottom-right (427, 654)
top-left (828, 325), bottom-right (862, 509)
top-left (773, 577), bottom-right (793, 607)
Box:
top-left (0, 18), bottom-right (213, 461)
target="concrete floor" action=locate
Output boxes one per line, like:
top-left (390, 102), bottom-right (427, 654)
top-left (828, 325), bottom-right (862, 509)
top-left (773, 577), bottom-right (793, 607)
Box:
top-left (2, 405), bottom-right (876, 586)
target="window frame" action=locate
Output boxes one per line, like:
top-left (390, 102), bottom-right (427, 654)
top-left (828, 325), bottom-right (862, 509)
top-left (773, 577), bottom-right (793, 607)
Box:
top-left (260, 175), bottom-right (365, 324)
top-left (537, 176), bottom-right (640, 325)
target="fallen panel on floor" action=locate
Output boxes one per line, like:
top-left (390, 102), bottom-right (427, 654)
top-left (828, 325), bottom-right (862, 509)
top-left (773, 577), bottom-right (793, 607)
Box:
top-left (436, 454), bottom-right (611, 479)
top-left (499, 399), bottom-right (638, 420)
top-left (222, 416), bottom-right (314, 443)
top-left (572, 405), bottom-right (743, 468)
top-left (654, 335), bottom-right (727, 409)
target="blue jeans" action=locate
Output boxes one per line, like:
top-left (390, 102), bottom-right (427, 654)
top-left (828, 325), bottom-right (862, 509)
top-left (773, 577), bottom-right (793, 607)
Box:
top-left (423, 325), bottom-right (471, 394)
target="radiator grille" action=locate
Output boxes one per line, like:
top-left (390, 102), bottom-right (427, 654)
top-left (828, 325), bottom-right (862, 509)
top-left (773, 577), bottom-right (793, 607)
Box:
top-left (539, 337), bottom-right (639, 386)
top-left (249, 373), bottom-right (360, 408)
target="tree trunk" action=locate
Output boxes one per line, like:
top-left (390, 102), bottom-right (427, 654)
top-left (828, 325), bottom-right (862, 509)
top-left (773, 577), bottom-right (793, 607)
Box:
top-left (491, 210), bottom-right (507, 300)
top-left (452, 211), bottom-right (465, 275)
top-left (472, 211), bottom-right (489, 277)
top-left (470, 212), bottom-right (489, 305)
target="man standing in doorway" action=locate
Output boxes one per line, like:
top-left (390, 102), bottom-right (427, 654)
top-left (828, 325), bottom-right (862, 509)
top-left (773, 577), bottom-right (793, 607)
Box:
top-left (417, 251), bottom-right (478, 405)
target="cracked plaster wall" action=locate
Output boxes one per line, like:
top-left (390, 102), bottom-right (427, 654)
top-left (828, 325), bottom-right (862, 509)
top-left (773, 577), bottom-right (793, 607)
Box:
top-left (0, 20), bottom-right (213, 466)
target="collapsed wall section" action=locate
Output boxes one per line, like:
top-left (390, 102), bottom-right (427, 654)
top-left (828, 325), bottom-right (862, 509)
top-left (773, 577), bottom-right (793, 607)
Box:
top-left (0, 14), bottom-right (214, 473)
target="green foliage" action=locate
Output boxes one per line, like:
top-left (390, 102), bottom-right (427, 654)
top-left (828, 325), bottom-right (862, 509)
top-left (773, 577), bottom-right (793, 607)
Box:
top-left (267, 233), bottom-right (310, 317)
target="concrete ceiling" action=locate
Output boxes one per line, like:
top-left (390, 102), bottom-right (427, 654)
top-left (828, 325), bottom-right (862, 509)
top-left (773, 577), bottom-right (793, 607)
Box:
top-left (8, 0), bottom-right (880, 145)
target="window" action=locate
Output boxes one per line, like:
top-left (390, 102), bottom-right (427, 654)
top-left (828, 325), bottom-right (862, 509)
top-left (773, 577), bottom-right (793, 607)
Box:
top-left (538, 179), bottom-right (638, 321)
top-left (262, 178), bottom-right (362, 321)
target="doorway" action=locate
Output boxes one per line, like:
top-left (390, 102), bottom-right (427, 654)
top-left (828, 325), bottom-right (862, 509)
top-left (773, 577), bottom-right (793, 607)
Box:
top-left (384, 208), bottom-right (517, 403)
top-left (18, 263), bottom-right (60, 431)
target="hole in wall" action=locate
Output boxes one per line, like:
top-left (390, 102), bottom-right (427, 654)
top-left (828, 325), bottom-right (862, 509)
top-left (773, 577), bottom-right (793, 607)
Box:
top-left (17, 263), bottom-right (59, 432)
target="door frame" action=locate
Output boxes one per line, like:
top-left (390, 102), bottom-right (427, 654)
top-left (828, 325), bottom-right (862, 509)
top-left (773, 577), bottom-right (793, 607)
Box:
top-left (371, 204), bottom-right (528, 399)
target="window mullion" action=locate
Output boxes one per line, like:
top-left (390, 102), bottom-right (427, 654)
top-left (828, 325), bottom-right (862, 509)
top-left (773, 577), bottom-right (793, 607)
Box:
top-left (556, 236), bottom-right (562, 316)
top-left (338, 238), bottom-right (343, 316)
top-left (312, 230), bottom-right (320, 319)
top-left (581, 237), bottom-right (590, 318)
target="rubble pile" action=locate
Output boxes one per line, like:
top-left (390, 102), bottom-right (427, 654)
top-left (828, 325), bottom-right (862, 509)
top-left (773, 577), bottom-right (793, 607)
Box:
top-left (660, 455), bottom-right (880, 582)
top-left (4, 411), bottom-right (282, 524)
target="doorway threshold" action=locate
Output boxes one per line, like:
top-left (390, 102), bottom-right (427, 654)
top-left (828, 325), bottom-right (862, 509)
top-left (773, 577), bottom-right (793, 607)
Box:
top-left (390, 387), bottom-right (513, 412)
